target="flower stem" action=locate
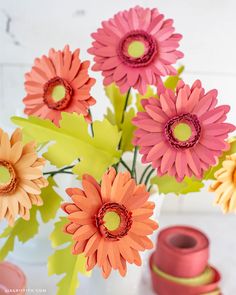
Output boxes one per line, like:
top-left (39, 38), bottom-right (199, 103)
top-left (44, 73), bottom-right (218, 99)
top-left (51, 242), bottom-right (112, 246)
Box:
top-left (120, 159), bottom-right (132, 174)
top-left (139, 164), bottom-right (152, 184)
top-left (121, 88), bottom-right (131, 124)
top-left (131, 146), bottom-right (138, 181)
top-left (88, 109), bottom-right (94, 137)
top-left (144, 168), bottom-right (155, 186)
top-left (148, 185), bottom-right (152, 192)
top-left (43, 165), bottom-right (74, 177)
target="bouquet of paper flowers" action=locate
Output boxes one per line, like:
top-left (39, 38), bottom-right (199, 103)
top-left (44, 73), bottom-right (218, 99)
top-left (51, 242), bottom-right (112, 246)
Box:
top-left (0, 5), bottom-right (235, 295)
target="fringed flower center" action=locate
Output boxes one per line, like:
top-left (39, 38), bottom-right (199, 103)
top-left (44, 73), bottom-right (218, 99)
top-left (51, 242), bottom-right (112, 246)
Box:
top-left (43, 76), bottom-right (73, 110)
top-left (0, 161), bottom-right (17, 195)
top-left (118, 30), bottom-right (157, 67)
top-left (95, 202), bottom-right (132, 241)
top-left (165, 113), bottom-right (201, 149)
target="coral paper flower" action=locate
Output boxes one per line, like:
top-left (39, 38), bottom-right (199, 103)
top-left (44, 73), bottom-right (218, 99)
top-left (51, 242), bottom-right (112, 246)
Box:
top-left (0, 128), bottom-right (48, 226)
top-left (209, 154), bottom-right (236, 213)
top-left (132, 80), bottom-right (235, 181)
top-left (88, 6), bottom-right (183, 94)
top-left (62, 167), bottom-right (158, 278)
top-left (23, 45), bottom-right (96, 126)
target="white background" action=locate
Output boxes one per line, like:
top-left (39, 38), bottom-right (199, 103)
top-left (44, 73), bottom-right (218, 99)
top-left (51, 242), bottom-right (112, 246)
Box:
top-left (0, 0), bottom-right (236, 294)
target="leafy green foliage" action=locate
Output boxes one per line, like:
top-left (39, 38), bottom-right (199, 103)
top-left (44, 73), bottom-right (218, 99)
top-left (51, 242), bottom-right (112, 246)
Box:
top-left (151, 174), bottom-right (204, 195)
top-left (0, 207), bottom-right (39, 260)
top-left (12, 113), bottom-right (121, 181)
top-left (164, 66), bottom-right (184, 90)
top-left (0, 177), bottom-right (62, 260)
top-left (48, 217), bottom-right (89, 295)
top-left (105, 84), bottom-right (135, 152)
top-left (120, 108), bottom-right (136, 152)
top-left (105, 83), bottom-right (133, 126)
top-left (38, 177), bottom-right (62, 222)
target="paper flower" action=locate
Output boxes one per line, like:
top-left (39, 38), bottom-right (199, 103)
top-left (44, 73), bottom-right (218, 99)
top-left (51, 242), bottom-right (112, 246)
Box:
top-left (132, 80), bottom-right (235, 181)
top-left (0, 128), bottom-right (48, 226)
top-left (88, 6), bottom-right (183, 94)
top-left (62, 167), bottom-right (158, 278)
top-left (23, 45), bottom-right (96, 126)
top-left (209, 154), bottom-right (236, 213)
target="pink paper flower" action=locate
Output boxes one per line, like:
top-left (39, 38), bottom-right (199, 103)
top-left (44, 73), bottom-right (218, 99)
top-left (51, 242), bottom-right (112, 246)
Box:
top-left (132, 80), bottom-right (236, 181)
top-left (88, 6), bottom-right (183, 94)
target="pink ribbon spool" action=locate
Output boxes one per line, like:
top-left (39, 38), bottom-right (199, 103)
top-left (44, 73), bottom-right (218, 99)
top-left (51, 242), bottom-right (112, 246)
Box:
top-left (0, 262), bottom-right (26, 295)
top-left (154, 226), bottom-right (209, 278)
top-left (150, 254), bottom-right (221, 295)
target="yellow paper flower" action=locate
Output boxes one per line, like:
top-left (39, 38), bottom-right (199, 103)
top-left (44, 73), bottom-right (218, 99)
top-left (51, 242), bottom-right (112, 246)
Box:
top-left (0, 128), bottom-right (48, 226)
top-left (209, 154), bottom-right (236, 213)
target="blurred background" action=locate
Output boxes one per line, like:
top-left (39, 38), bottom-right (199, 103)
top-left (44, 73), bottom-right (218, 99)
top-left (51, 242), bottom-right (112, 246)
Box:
top-left (1, 0), bottom-right (236, 214)
top-left (0, 0), bottom-right (236, 293)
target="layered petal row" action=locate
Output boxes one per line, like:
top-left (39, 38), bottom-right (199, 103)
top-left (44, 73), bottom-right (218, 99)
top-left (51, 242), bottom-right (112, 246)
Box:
top-left (62, 167), bottom-right (158, 278)
top-left (132, 80), bottom-right (235, 181)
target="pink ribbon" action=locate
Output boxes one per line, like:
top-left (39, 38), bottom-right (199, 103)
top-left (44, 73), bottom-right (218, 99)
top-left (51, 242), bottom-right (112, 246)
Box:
top-left (154, 226), bottom-right (209, 278)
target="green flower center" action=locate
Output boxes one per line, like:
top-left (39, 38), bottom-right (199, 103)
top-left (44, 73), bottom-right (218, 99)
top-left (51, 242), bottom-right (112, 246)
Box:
top-left (103, 211), bottom-right (121, 231)
top-left (0, 166), bottom-right (11, 185)
top-left (173, 123), bottom-right (192, 142)
top-left (128, 41), bottom-right (145, 58)
top-left (51, 85), bottom-right (66, 102)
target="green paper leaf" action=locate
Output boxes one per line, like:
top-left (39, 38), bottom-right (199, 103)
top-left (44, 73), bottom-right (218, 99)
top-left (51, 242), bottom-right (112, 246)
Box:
top-left (164, 66), bottom-right (184, 90)
top-left (120, 108), bottom-right (136, 152)
top-left (38, 177), bottom-right (62, 223)
top-left (50, 217), bottom-right (71, 248)
top-left (48, 217), bottom-right (89, 295)
top-left (12, 113), bottom-right (121, 181)
top-left (48, 246), bottom-right (87, 295)
top-left (204, 137), bottom-right (236, 180)
top-left (105, 83), bottom-right (133, 126)
top-left (0, 207), bottom-right (39, 260)
top-left (105, 84), bottom-right (135, 152)
top-left (151, 175), bottom-right (204, 196)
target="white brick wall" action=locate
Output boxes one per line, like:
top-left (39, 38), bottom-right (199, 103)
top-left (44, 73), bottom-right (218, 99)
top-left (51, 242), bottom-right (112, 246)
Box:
top-left (0, 0), bottom-right (236, 213)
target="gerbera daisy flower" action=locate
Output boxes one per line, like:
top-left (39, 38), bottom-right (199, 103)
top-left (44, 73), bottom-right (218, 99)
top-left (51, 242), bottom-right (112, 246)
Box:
top-left (88, 6), bottom-right (183, 94)
top-left (23, 45), bottom-right (96, 126)
top-left (209, 154), bottom-right (236, 213)
top-left (62, 167), bottom-right (158, 278)
top-left (132, 80), bottom-right (235, 181)
top-left (0, 128), bottom-right (48, 226)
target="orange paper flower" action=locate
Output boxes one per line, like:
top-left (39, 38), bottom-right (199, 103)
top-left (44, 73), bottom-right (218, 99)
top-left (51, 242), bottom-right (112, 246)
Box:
top-left (23, 45), bottom-right (96, 126)
top-left (0, 128), bottom-right (48, 226)
top-left (209, 154), bottom-right (236, 213)
top-left (62, 167), bottom-right (158, 278)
